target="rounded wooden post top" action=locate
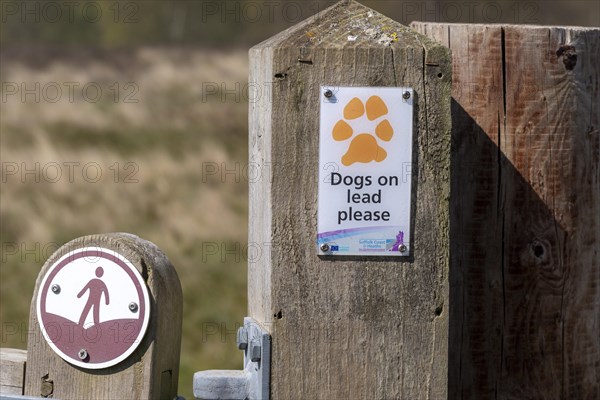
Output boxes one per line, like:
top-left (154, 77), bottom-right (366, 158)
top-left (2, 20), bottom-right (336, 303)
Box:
top-left (25, 233), bottom-right (182, 400)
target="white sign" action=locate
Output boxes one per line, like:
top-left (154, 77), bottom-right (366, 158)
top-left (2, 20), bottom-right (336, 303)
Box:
top-left (36, 247), bottom-right (151, 369)
top-left (318, 86), bottom-right (413, 256)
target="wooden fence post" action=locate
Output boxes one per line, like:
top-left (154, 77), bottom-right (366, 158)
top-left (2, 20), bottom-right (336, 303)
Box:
top-left (23, 233), bottom-right (182, 399)
top-left (0, 349), bottom-right (27, 395)
top-left (411, 22), bottom-right (600, 399)
top-left (249, 1), bottom-right (451, 398)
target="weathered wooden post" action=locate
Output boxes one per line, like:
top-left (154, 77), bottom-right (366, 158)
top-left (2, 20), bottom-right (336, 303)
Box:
top-left (247, 1), bottom-right (451, 398)
top-left (411, 22), bottom-right (600, 399)
top-left (19, 233), bottom-right (183, 399)
top-left (0, 349), bottom-right (27, 395)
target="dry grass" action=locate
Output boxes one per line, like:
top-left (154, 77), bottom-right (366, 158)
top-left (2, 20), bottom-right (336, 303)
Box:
top-left (0, 46), bottom-right (250, 399)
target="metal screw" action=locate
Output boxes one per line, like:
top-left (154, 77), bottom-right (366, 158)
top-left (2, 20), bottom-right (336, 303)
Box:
top-left (236, 327), bottom-right (248, 350)
top-left (128, 302), bottom-right (138, 312)
top-left (249, 339), bottom-right (261, 362)
top-left (320, 243), bottom-right (330, 252)
top-left (324, 89), bottom-right (333, 99)
top-left (399, 244), bottom-right (407, 253)
top-left (51, 284), bottom-right (61, 294)
top-left (402, 91), bottom-right (411, 100)
top-left (40, 379), bottom-right (53, 397)
top-left (78, 349), bottom-right (88, 360)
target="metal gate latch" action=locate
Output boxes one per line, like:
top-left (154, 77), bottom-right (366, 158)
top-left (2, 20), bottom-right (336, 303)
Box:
top-left (193, 317), bottom-right (270, 400)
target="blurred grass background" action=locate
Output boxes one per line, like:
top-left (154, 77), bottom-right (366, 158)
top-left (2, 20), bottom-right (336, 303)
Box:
top-left (0, 1), bottom-right (596, 399)
top-left (0, 46), bottom-right (249, 398)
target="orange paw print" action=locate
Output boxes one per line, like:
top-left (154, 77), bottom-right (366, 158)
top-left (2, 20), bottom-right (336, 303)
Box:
top-left (332, 96), bottom-right (394, 166)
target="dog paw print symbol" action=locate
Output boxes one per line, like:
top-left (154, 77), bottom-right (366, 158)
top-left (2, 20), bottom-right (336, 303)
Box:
top-left (333, 96), bottom-right (394, 166)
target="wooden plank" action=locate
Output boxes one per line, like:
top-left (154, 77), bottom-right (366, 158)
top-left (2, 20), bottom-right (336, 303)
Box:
top-left (412, 22), bottom-right (600, 400)
top-left (23, 233), bottom-right (183, 400)
top-left (249, 1), bottom-right (451, 398)
top-left (0, 348), bottom-right (26, 395)
top-left (411, 23), bottom-right (505, 399)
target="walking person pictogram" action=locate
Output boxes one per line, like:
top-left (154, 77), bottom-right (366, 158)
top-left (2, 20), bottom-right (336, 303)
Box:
top-left (77, 266), bottom-right (110, 327)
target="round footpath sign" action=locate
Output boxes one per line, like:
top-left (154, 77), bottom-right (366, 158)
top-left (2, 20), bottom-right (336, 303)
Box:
top-left (36, 247), bottom-right (151, 369)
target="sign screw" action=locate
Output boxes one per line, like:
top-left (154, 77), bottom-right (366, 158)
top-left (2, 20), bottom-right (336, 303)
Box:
top-left (51, 284), bottom-right (61, 294)
top-left (399, 245), bottom-right (407, 253)
top-left (78, 349), bottom-right (88, 360)
top-left (324, 89), bottom-right (333, 99)
top-left (402, 91), bottom-right (411, 100)
top-left (320, 243), bottom-right (330, 252)
top-left (236, 327), bottom-right (248, 350)
top-left (128, 302), bottom-right (138, 312)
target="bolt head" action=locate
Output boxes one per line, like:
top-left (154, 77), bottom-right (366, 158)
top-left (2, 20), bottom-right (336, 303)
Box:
top-left (51, 284), bottom-right (61, 294)
top-left (399, 244), bottom-right (407, 253)
top-left (128, 302), bottom-right (138, 312)
top-left (236, 327), bottom-right (248, 350)
top-left (249, 340), bottom-right (261, 362)
top-left (324, 89), bottom-right (333, 99)
top-left (320, 243), bottom-right (330, 252)
top-left (78, 349), bottom-right (88, 360)
top-left (402, 91), bottom-right (411, 100)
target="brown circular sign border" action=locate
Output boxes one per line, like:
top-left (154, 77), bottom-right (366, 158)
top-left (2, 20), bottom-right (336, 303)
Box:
top-left (36, 247), bottom-right (151, 369)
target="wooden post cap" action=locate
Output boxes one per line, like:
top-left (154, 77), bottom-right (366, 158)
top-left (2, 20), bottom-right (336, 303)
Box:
top-left (24, 233), bottom-right (182, 400)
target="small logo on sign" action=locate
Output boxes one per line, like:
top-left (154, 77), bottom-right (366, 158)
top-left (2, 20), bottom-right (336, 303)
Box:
top-left (332, 95), bottom-right (394, 166)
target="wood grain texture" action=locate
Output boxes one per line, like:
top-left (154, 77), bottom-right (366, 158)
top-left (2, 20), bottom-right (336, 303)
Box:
top-left (0, 348), bottom-right (27, 394)
top-left (23, 233), bottom-right (182, 400)
top-left (249, 1), bottom-right (451, 398)
top-left (412, 22), bottom-right (600, 400)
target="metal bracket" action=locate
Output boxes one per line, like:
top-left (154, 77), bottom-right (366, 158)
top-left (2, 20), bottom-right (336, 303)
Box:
top-left (193, 317), bottom-right (270, 400)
